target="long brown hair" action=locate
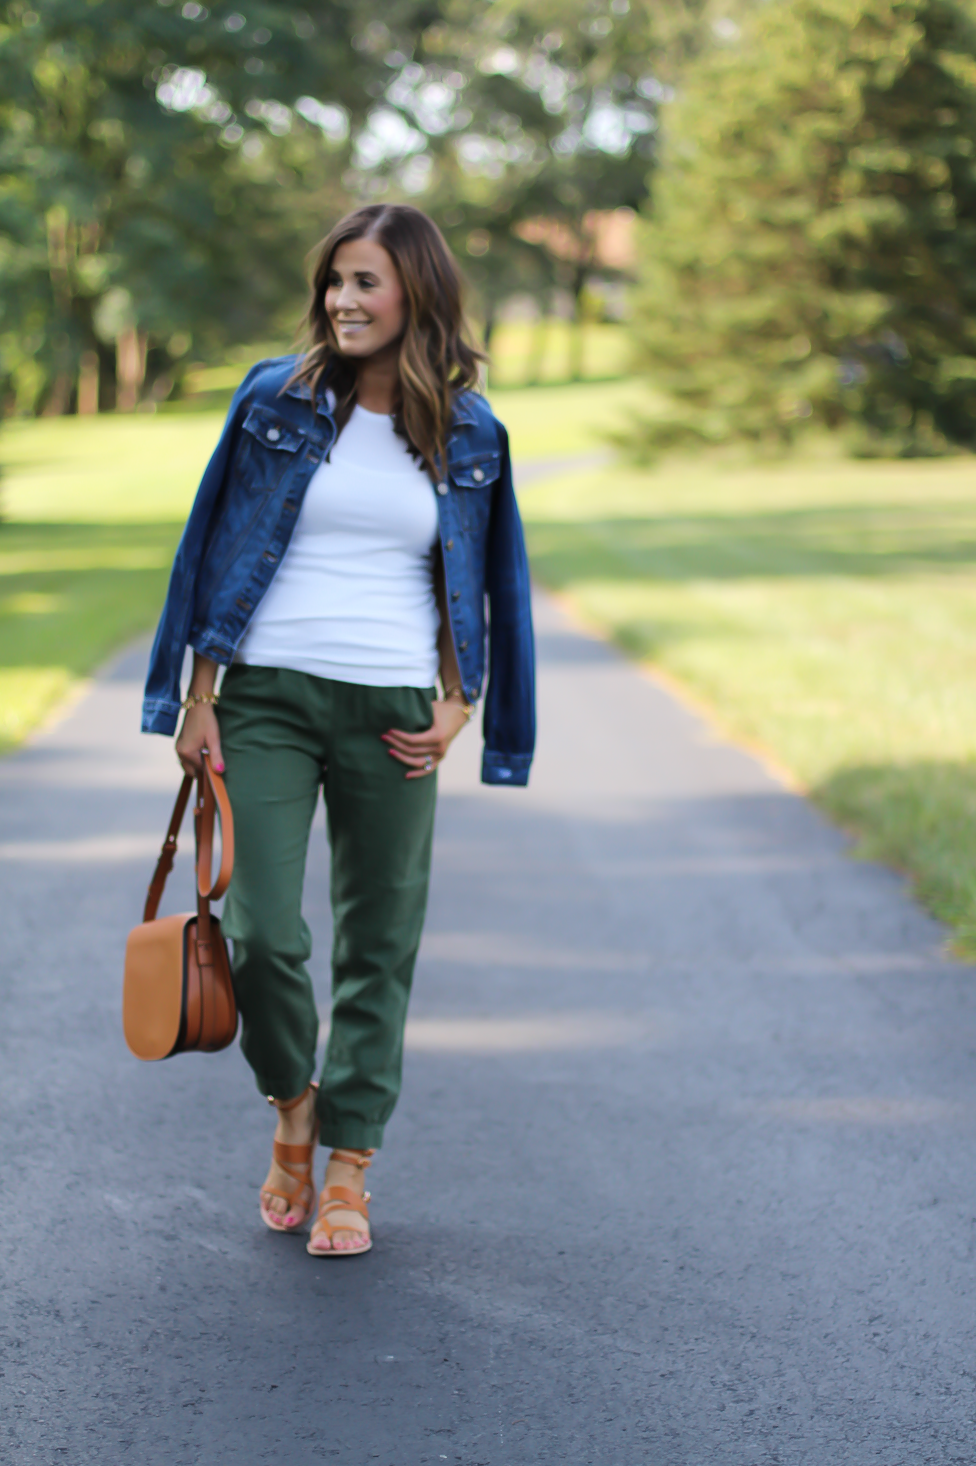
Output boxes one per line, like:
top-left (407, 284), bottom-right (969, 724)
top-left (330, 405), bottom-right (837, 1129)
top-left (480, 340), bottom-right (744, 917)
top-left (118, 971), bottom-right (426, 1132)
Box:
top-left (287, 204), bottom-right (486, 477)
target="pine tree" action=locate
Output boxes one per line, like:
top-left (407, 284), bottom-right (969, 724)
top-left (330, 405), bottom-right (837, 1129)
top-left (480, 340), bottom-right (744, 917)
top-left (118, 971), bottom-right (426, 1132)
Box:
top-left (632, 0), bottom-right (976, 455)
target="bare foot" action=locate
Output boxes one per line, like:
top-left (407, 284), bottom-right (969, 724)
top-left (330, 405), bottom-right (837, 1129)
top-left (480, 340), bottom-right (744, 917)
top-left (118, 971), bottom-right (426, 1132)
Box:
top-left (307, 1149), bottom-right (374, 1253)
top-left (260, 1086), bottom-right (317, 1229)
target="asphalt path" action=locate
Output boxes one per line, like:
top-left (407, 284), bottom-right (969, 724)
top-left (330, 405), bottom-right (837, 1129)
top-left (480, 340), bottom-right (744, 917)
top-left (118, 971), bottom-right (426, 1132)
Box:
top-left (3, 587), bottom-right (976, 1465)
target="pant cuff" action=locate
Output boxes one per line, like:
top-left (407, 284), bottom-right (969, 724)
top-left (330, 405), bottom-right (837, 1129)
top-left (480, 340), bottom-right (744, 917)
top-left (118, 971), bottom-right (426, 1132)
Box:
top-left (252, 1067), bottom-right (316, 1104)
top-left (316, 1108), bottom-right (386, 1151)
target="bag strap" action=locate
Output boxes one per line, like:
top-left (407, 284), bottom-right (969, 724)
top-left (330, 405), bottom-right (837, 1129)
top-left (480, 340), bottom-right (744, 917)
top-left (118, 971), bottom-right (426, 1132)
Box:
top-left (196, 753), bottom-right (234, 903)
top-left (142, 752), bottom-right (234, 924)
top-left (143, 773), bottom-right (194, 922)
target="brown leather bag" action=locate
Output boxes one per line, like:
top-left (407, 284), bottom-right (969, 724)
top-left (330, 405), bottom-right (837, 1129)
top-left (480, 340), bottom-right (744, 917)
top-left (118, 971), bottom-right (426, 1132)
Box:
top-left (123, 752), bottom-right (238, 1060)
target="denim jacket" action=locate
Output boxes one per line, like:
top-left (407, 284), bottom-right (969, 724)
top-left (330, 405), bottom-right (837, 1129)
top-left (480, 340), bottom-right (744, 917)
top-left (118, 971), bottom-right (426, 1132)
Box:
top-left (142, 356), bottom-right (535, 786)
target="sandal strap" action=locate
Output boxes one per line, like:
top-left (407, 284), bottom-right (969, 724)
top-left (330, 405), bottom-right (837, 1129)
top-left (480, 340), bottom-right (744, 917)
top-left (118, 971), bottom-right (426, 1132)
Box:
top-left (309, 1214), bottom-right (369, 1244)
top-left (310, 1188), bottom-right (370, 1243)
top-left (263, 1123), bottom-right (318, 1209)
top-left (262, 1182), bottom-right (309, 1207)
top-left (329, 1148), bottom-right (375, 1170)
top-left (317, 1184), bottom-right (369, 1217)
top-left (273, 1140), bottom-right (316, 1167)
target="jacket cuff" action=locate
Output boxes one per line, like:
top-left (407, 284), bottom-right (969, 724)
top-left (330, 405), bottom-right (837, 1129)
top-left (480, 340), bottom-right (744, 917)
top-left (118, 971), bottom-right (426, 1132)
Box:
top-left (142, 699), bottom-right (180, 736)
top-left (481, 749), bottom-right (532, 787)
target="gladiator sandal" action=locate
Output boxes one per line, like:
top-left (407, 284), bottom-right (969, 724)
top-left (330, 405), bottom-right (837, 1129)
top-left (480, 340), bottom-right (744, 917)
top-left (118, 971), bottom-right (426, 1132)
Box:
top-left (306, 1148), bottom-right (375, 1258)
top-left (259, 1083), bottom-right (319, 1233)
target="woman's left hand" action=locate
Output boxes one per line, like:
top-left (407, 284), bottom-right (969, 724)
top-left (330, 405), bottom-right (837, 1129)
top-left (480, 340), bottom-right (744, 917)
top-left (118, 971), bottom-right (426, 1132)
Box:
top-left (382, 698), bottom-right (471, 779)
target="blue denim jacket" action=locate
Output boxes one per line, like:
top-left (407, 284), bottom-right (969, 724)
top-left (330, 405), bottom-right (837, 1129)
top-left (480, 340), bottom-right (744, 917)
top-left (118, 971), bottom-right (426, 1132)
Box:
top-left (142, 356), bottom-right (535, 786)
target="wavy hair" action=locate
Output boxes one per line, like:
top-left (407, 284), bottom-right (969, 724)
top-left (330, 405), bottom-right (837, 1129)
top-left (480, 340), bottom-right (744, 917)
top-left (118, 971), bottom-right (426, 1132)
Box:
top-left (287, 204), bottom-right (486, 477)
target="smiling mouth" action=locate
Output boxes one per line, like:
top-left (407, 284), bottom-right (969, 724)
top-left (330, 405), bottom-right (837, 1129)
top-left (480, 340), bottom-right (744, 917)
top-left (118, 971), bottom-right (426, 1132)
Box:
top-left (336, 320), bottom-right (370, 332)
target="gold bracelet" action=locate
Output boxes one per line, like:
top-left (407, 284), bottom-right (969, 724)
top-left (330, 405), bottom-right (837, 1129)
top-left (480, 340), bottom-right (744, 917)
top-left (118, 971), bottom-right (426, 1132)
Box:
top-left (443, 685), bottom-right (474, 721)
top-left (181, 692), bottom-right (220, 711)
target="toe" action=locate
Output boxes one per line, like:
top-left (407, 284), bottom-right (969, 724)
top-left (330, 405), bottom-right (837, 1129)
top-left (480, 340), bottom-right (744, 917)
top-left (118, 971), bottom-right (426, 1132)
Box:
top-left (334, 1230), bottom-right (366, 1251)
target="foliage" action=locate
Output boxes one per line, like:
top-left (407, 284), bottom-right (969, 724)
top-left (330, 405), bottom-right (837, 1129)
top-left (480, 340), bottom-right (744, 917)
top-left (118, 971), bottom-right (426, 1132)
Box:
top-left (380, 0), bottom-right (707, 339)
top-left (0, 0), bottom-right (710, 412)
top-left (630, 0), bottom-right (976, 457)
top-left (0, 1), bottom-right (371, 413)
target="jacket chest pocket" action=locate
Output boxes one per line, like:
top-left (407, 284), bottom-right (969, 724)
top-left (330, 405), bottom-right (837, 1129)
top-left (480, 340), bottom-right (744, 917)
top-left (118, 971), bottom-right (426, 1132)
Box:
top-left (450, 450), bottom-right (500, 532)
top-left (234, 404), bottom-right (308, 494)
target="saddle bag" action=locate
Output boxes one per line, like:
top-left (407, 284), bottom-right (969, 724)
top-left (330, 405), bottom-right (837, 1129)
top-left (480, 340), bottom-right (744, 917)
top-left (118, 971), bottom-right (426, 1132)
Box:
top-left (123, 752), bottom-right (237, 1060)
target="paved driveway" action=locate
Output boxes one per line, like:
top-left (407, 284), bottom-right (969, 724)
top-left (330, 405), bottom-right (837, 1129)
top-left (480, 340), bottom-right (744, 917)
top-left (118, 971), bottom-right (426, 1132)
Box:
top-left (2, 589), bottom-right (975, 1465)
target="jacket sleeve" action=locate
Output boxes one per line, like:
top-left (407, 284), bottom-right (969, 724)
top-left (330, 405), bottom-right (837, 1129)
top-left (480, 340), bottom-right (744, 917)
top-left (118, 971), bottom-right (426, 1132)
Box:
top-left (140, 363), bottom-right (264, 735)
top-left (481, 423), bottom-right (536, 787)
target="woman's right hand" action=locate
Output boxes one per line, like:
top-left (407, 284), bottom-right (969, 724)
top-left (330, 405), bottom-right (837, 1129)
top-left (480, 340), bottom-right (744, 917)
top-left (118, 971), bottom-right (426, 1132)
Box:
top-left (175, 702), bottom-right (224, 777)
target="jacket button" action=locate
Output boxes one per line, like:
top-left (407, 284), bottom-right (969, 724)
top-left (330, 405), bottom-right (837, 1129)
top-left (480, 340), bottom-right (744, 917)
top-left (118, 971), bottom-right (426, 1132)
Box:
top-left (445, 539), bottom-right (454, 551)
top-left (451, 590), bottom-right (460, 601)
top-left (436, 481), bottom-right (448, 495)
top-left (266, 427), bottom-right (280, 441)
top-left (473, 468), bottom-right (484, 482)
top-left (459, 639), bottom-right (468, 651)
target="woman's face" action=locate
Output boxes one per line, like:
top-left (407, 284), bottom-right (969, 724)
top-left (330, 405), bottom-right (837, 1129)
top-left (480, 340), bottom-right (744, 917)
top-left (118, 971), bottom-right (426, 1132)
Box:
top-left (325, 238), bottom-right (406, 359)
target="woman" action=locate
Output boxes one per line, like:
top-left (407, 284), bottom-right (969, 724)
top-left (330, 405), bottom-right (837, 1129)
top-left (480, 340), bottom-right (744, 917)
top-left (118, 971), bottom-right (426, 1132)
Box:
top-left (142, 204), bottom-right (535, 1256)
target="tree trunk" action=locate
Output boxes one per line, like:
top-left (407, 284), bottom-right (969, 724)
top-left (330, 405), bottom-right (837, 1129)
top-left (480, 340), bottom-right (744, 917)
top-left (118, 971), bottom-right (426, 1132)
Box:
top-left (41, 372), bottom-right (73, 417)
top-left (527, 304), bottom-right (550, 386)
top-left (116, 328), bottom-right (147, 411)
top-left (78, 350), bottom-right (99, 415)
top-left (569, 259), bottom-right (590, 382)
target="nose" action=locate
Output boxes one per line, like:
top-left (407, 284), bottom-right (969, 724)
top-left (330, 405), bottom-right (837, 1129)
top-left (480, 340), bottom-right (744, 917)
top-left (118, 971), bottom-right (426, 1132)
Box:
top-left (333, 279), bottom-right (361, 312)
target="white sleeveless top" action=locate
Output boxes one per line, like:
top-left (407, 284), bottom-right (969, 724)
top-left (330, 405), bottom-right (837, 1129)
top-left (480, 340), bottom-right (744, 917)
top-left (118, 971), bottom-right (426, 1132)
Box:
top-left (235, 404), bottom-right (440, 687)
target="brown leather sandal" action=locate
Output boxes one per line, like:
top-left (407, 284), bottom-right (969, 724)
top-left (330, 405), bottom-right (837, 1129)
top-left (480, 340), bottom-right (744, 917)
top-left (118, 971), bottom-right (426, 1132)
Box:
top-left (259, 1083), bottom-right (319, 1234)
top-left (306, 1148), bottom-right (375, 1257)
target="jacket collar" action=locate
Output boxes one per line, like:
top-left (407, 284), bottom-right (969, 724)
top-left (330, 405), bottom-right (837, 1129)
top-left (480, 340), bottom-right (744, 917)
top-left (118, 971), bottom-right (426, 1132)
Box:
top-left (450, 390), bottom-right (479, 428)
top-left (283, 373), bottom-right (479, 429)
top-left (283, 379), bottom-right (335, 418)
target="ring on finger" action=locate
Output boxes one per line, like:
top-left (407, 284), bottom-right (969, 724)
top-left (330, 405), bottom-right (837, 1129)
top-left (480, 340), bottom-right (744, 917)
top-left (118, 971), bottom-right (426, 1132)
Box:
top-left (424, 756), bottom-right (434, 773)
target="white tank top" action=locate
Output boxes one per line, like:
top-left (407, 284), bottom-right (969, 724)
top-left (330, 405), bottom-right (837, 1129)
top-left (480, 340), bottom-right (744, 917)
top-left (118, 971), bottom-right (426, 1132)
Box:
top-left (236, 404), bottom-right (440, 687)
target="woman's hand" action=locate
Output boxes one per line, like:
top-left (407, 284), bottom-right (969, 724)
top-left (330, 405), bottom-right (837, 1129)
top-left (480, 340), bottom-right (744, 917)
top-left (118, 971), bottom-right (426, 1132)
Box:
top-left (175, 701), bottom-right (224, 778)
top-left (382, 698), bottom-right (470, 779)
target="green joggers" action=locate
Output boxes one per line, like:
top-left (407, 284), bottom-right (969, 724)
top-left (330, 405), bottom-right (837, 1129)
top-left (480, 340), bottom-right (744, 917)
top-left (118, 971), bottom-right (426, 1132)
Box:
top-left (217, 664), bottom-right (437, 1150)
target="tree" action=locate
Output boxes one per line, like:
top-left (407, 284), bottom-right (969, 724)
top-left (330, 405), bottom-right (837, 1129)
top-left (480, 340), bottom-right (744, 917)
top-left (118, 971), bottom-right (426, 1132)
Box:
top-left (630, 0), bottom-right (976, 457)
top-left (0, 1), bottom-right (372, 413)
top-left (351, 1), bottom-right (707, 370)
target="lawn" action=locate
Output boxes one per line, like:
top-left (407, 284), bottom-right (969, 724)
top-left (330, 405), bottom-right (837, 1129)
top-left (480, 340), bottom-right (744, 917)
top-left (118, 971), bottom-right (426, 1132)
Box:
top-left (0, 377), bottom-right (642, 750)
top-left (519, 453), bottom-right (976, 955)
top-left (7, 386), bottom-right (976, 957)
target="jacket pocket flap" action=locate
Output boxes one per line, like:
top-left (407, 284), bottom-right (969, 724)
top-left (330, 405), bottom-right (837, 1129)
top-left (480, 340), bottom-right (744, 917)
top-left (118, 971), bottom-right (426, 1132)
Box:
top-left (450, 450), bottom-right (501, 488)
top-left (241, 403), bottom-right (305, 453)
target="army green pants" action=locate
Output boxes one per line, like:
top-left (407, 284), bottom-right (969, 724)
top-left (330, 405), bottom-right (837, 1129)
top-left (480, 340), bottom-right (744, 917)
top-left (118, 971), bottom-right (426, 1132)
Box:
top-left (217, 664), bottom-right (437, 1150)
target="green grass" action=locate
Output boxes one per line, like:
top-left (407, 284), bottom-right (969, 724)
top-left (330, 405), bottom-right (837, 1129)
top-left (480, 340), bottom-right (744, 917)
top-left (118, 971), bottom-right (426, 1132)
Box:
top-left (487, 319), bottom-right (632, 387)
top-left (520, 454), bottom-right (976, 955)
top-left (11, 382), bottom-right (976, 960)
top-left (0, 521), bottom-right (182, 748)
top-left (0, 378), bottom-right (647, 748)
top-left (489, 378), bottom-right (649, 460)
top-left (0, 414), bottom-right (218, 747)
